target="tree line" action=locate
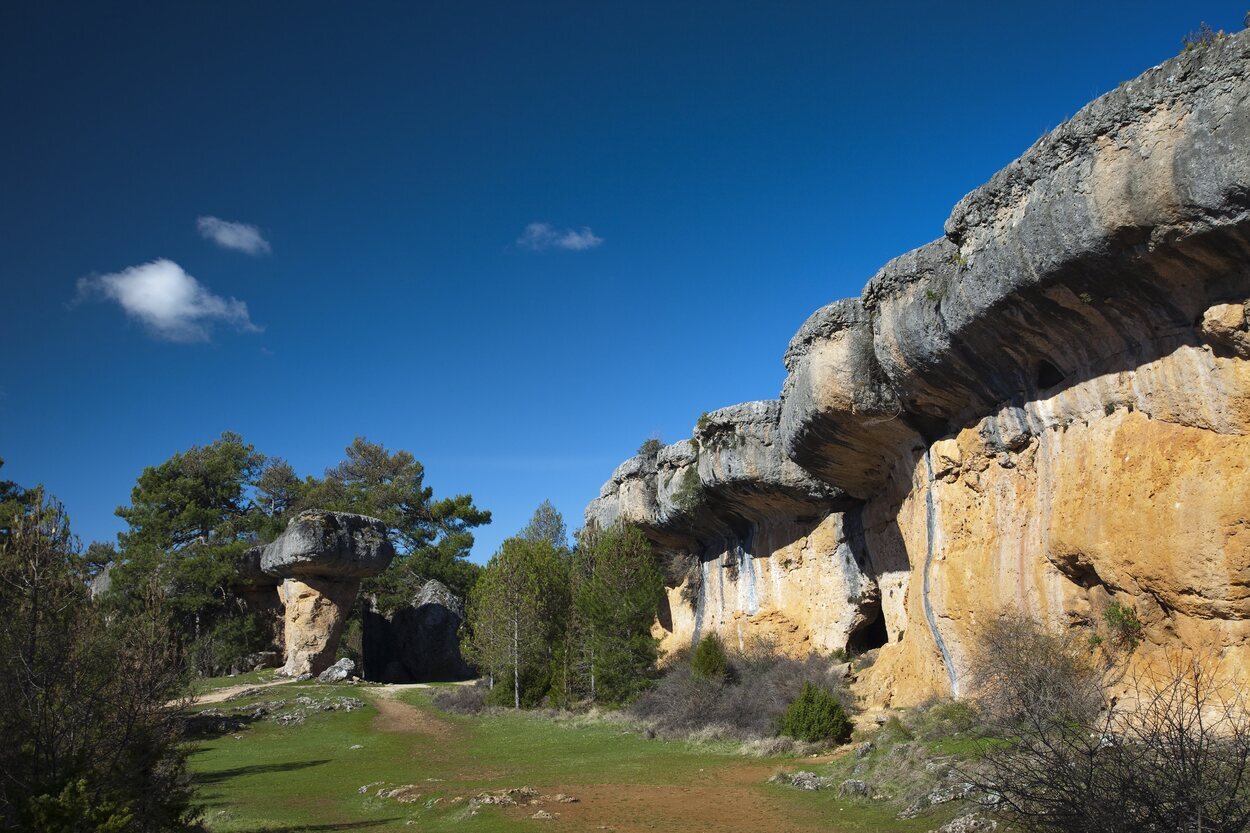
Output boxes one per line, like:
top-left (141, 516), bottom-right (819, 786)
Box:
top-left (464, 502), bottom-right (665, 708)
top-left (82, 434), bottom-right (490, 675)
top-left (0, 473), bottom-right (195, 831)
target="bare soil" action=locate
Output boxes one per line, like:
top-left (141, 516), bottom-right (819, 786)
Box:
top-left (357, 690), bottom-right (838, 833)
top-left (367, 684), bottom-right (460, 740)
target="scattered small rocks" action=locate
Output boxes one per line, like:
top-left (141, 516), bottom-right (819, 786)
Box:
top-left (931, 813), bottom-right (998, 833)
top-left (377, 784), bottom-right (423, 803)
top-left (898, 782), bottom-right (976, 819)
top-left (473, 786), bottom-right (539, 806)
top-left (770, 771), bottom-right (832, 791)
top-left (435, 786), bottom-right (577, 815)
top-left (854, 741), bottom-right (874, 758)
top-left (838, 779), bottom-right (871, 798)
top-left (186, 694), bottom-right (365, 736)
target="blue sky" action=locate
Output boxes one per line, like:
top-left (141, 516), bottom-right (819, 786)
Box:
top-left (2, 1), bottom-right (1246, 560)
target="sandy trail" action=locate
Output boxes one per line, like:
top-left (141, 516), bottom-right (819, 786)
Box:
top-left (365, 684), bottom-right (461, 739)
top-left (189, 677), bottom-right (295, 705)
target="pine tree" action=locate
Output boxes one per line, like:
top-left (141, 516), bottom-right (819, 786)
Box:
top-left (465, 536), bottom-right (567, 708)
top-left (572, 524), bottom-right (663, 704)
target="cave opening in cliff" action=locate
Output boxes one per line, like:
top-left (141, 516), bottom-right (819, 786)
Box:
top-left (1036, 358), bottom-right (1067, 390)
top-left (847, 609), bottom-right (888, 655)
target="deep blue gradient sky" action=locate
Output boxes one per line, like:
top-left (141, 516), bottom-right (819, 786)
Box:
top-left (2, 1), bottom-right (1246, 560)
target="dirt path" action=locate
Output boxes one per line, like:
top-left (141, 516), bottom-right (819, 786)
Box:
top-left (523, 777), bottom-right (804, 833)
top-left (365, 684), bottom-right (460, 740)
top-left (361, 692), bottom-right (833, 832)
top-left (190, 678), bottom-right (295, 705)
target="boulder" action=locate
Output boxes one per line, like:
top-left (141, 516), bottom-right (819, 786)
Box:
top-left (261, 510), bottom-right (394, 579)
top-left (362, 579), bottom-right (474, 682)
top-left (317, 657), bottom-right (356, 683)
top-left (88, 563), bottom-right (112, 599)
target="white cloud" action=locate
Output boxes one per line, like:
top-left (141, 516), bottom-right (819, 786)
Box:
top-left (516, 222), bottom-right (603, 252)
top-left (196, 215), bottom-right (271, 255)
top-left (76, 259), bottom-right (260, 342)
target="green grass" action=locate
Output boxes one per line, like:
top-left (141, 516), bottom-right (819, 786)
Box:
top-left (398, 690), bottom-right (736, 787)
top-left (188, 681), bottom-right (970, 832)
top-left (190, 668), bottom-right (279, 696)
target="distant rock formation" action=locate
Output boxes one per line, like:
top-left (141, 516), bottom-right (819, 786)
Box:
top-left (262, 510), bottom-right (395, 677)
top-left (588, 32), bottom-right (1250, 705)
top-left (362, 579), bottom-right (474, 683)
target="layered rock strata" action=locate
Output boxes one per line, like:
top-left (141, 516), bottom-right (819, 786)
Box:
top-left (262, 510), bottom-right (395, 677)
top-left (587, 33), bottom-right (1250, 704)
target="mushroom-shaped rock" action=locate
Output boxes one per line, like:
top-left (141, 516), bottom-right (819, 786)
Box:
top-left (262, 511), bottom-right (395, 677)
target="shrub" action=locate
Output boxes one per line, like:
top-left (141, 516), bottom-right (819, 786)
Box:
top-left (776, 682), bottom-right (852, 743)
top-left (1103, 600), bottom-right (1143, 650)
top-left (1183, 21), bottom-right (1228, 50)
top-left (637, 438), bottom-right (663, 457)
top-left (630, 639), bottom-right (849, 741)
top-left (971, 611), bottom-right (1106, 728)
top-left (671, 466), bottom-right (702, 513)
top-left (914, 699), bottom-right (979, 740)
top-left (433, 681), bottom-right (489, 715)
top-left (969, 644), bottom-right (1250, 833)
top-left (690, 633), bottom-right (729, 680)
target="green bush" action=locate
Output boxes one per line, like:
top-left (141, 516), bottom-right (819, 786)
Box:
top-left (1104, 600), bottom-right (1143, 649)
top-left (637, 437), bottom-right (663, 457)
top-left (777, 682), bottom-right (852, 743)
top-left (690, 633), bottom-right (729, 681)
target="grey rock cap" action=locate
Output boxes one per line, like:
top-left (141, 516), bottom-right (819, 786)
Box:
top-left (262, 510), bottom-right (396, 580)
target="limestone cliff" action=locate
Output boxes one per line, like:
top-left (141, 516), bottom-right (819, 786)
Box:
top-left (586, 32), bottom-right (1250, 705)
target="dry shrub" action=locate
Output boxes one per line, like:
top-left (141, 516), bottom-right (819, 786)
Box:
top-left (970, 610), bottom-right (1107, 729)
top-left (432, 680), bottom-right (489, 715)
top-left (968, 612), bottom-right (1250, 833)
top-left (628, 637), bottom-right (848, 741)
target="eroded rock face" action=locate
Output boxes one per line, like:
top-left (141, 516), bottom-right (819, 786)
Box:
top-left (263, 511), bottom-right (395, 677)
top-left (588, 32), bottom-right (1250, 703)
top-left (261, 510), bottom-right (394, 579)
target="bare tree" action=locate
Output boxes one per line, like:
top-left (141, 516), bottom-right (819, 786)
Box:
top-left (968, 613), bottom-right (1250, 833)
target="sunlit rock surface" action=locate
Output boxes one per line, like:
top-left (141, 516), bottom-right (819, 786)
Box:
top-left (262, 510), bottom-right (395, 677)
top-left (588, 32), bottom-right (1250, 704)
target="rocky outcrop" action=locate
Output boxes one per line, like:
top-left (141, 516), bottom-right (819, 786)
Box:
top-left (362, 579), bottom-right (474, 682)
top-left (588, 402), bottom-right (879, 657)
top-left (262, 510), bottom-right (395, 677)
top-left (588, 33), bottom-right (1250, 703)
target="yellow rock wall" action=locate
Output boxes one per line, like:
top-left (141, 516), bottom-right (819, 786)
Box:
top-left (864, 344), bottom-right (1250, 706)
top-left (656, 513), bottom-right (875, 659)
